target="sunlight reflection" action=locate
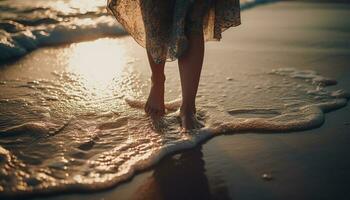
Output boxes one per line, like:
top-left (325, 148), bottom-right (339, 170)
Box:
top-left (0, 0), bottom-right (106, 15)
top-left (67, 38), bottom-right (127, 98)
top-left (50, 0), bottom-right (105, 14)
top-left (50, 1), bottom-right (74, 14)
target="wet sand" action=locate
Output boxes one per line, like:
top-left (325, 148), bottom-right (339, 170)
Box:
top-left (2, 1), bottom-right (350, 200)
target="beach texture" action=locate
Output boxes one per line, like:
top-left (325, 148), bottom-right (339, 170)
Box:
top-left (46, 1), bottom-right (350, 199)
top-left (0, 1), bottom-right (350, 199)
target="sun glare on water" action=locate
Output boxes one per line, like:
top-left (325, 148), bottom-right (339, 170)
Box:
top-left (51, 0), bottom-right (106, 14)
top-left (66, 38), bottom-right (128, 99)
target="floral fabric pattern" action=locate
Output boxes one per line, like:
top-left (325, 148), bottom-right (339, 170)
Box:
top-left (107, 0), bottom-right (241, 64)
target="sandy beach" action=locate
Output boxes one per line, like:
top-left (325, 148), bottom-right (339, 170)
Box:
top-left (1, 1), bottom-right (350, 200)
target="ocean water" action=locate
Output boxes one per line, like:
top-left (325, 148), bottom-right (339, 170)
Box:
top-left (0, 0), bottom-right (349, 198)
top-left (0, 0), bottom-right (277, 61)
top-left (0, 0), bottom-right (124, 61)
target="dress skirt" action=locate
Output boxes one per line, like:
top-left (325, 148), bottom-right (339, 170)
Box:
top-left (107, 0), bottom-right (241, 64)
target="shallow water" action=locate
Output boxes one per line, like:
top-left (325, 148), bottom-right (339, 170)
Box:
top-left (0, 37), bottom-right (348, 197)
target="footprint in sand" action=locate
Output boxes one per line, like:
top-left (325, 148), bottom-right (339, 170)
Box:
top-left (227, 108), bottom-right (281, 118)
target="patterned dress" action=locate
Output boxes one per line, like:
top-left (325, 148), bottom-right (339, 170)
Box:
top-left (107, 0), bottom-right (241, 64)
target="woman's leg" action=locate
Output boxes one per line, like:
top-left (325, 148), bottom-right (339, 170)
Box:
top-left (145, 50), bottom-right (166, 118)
top-left (178, 31), bottom-right (205, 130)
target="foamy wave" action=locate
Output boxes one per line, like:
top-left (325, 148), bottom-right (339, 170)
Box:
top-left (208, 102), bottom-right (346, 134)
top-left (0, 66), bottom-right (348, 197)
top-left (0, 16), bottom-right (126, 61)
top-left (241, 0), bottom-right (279, 10)
top-left (270, 68), bottom-right (338, 86)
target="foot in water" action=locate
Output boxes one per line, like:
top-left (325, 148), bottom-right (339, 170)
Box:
top-left (180, 109), bottom-right (204, 131)
top-left (144, 75), bottom-right (165, 119)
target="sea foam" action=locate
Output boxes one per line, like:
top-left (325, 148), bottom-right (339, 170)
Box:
top-left (0, 67), bottom-right (348, 197)
top-left (0, 17), bottom-right (126, 60)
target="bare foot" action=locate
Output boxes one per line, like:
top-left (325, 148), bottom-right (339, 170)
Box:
top-left (144, 76), bottom-right (165, 119)
top-left (180, 110), bottom-right (204, 131)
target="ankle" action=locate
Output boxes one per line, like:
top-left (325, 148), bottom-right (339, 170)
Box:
top-left (180, 105), bottom-right (195, 116)
top-left (151, 74), bottom-right (166, 84)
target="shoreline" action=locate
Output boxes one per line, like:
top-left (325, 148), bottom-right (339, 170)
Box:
top-left (1, 1), bottom-right (350, 199)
